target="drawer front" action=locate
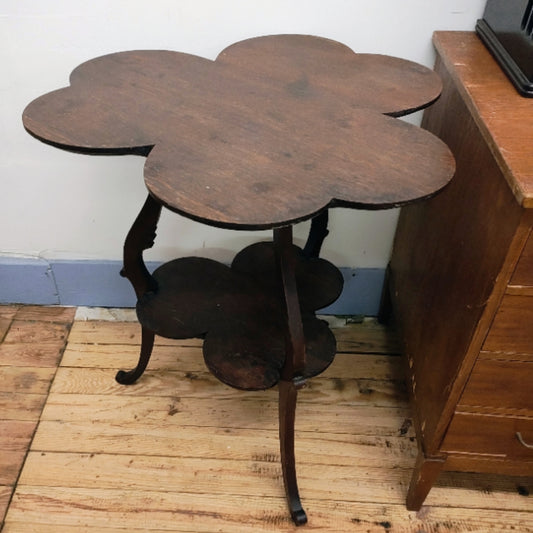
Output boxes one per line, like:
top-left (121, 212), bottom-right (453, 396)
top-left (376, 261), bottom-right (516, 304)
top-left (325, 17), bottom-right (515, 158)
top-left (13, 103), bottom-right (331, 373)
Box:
top-left (511, 232), bottom-right (533, 287)
top-left (482, 295), bottom-right (533, 355)
top-left (442, 413), bottom-right (533, 459)
top-left (459, 358), bottom-right (533, 412)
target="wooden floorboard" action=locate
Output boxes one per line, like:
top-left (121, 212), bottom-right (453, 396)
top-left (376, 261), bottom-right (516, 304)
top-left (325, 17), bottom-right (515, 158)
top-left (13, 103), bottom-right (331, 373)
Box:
top-left (0, 306), bottom-right (75, 530)
top-left (1, 307), bottom-right (531, 532)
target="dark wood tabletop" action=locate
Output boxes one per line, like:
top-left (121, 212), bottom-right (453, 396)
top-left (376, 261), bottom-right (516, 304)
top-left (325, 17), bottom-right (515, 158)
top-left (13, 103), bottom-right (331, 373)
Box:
top-left (23, 34), bottom-right (455, 229)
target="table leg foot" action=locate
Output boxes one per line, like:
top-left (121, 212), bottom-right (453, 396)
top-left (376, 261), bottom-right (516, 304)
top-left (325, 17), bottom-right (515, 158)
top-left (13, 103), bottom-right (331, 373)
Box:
top-left (279, 379), bottom-right (308, 526)
top-left (115, 326), bottom-right (155, 385)
top-left (291, 509), bottom-right (308, 526)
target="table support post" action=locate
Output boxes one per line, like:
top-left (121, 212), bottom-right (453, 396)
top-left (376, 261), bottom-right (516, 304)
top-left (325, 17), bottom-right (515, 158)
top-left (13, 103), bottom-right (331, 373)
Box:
top-left (274, 226), bottom-right (308, 526)
top-left (120, 194), bottom-right (162, 298)
top-left (303, 210), bottom-right (329, 259)
top-left (116, 194), bottom-right (162, 385)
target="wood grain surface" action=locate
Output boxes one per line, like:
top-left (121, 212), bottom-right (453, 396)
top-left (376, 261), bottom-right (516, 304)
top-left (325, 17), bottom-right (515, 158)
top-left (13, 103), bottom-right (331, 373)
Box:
top-left (391, 53), bottom-right (524, 454)
top-left (0, 306), bottom-right (75, 527)
top-left (510, 231), bottom-right (533, 286)
top-left (2, 307), bottom-right (532, 532)
top-left (23, 35), bottom-right (455, 229)
top-left (432, 32), bottom-right (533, 208)
top-left (388, 31), bottom-right (533, 512)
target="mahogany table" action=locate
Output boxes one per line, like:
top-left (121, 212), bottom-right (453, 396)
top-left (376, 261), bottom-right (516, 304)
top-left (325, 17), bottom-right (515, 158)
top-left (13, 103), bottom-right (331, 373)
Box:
top-left (23, 34), bottom-right (455, 525)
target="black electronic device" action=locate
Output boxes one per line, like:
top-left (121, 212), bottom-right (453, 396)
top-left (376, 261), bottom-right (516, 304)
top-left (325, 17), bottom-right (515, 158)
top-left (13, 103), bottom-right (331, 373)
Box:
top-left (476, 0), bottom-right (533, 97)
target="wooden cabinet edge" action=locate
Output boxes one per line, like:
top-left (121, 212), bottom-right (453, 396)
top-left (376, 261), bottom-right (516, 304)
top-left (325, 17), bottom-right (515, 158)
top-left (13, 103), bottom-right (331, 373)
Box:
top-left (432, 32), bottom-right (533, 209)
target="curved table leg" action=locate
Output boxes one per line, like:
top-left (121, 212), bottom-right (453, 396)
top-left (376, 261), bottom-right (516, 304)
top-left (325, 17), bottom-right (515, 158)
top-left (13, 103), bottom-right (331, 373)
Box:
top-left (116, 326), bottom-right (155, 385)
top-left (302, 210), bottom-right (329, 259)
top-left (116, 194), bottom-right (162, 385)
top-left (120, 194), bottom-right (162, 298)
top-left (279, 378), bottom-right (307, 525)
top-left (274, 226), bottom-right (308, 526)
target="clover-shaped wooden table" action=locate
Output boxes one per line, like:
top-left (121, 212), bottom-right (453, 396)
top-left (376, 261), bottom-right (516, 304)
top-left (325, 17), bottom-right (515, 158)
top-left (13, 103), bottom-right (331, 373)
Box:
top-left (23, 34), bottom-right (455, 525)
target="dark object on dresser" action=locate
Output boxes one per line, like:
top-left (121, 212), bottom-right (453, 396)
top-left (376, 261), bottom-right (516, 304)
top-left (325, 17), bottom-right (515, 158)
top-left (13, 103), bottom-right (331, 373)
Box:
top-left (476, 0), bottom-right (533, 96)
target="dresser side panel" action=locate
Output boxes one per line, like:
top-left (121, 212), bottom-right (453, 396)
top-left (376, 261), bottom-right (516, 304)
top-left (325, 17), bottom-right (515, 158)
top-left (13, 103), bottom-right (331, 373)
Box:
top-left (390, 55), bottom-right (522, 455)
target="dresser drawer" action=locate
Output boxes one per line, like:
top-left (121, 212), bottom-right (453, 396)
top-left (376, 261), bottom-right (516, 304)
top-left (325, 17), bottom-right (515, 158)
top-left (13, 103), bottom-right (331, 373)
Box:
top-left (442, 413), bottom-right (533, 459)
top-left (459, 358), bottom-right (533, 412)
top-left (510, 232), bottom-right (533, 287)
top-left (482, 295), bottom-right (533, 355)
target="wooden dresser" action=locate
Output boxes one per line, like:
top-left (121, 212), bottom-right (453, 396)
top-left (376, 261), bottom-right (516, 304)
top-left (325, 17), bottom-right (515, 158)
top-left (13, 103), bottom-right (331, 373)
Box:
top-left (389, 31), bottom-right (533, 509)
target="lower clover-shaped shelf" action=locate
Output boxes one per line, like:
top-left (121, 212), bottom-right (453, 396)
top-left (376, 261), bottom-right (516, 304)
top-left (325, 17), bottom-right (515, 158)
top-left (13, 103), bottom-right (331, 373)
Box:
top-left (136, 241), bottom-right (343, 390)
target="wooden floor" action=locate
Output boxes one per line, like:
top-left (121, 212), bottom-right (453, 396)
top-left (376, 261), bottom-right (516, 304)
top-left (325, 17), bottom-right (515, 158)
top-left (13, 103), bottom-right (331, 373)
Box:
top-left (0, 305), bottom-right (531, 532)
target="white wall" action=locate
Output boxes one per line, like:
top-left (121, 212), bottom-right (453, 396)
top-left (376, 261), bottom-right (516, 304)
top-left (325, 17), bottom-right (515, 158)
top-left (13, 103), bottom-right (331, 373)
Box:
top-left (1, 0), bottom-right (486, 267)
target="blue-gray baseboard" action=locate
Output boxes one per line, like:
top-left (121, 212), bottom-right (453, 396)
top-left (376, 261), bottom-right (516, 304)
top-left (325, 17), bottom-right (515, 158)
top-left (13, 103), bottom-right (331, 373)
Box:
top-left (0, 257), bottom-right (385, 316)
